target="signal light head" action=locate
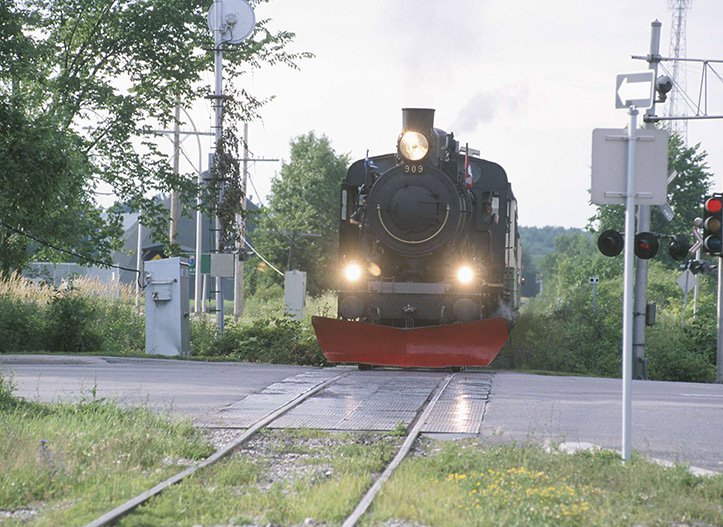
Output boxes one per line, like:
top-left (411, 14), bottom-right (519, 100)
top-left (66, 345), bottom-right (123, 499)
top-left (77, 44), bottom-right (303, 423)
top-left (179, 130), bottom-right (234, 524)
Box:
top-left (634, 232), bottom-right (659, 259)
top-left (597, 229), bottom-right (624, 257)
top-left (668, 235), bottom-right (691, 261)
top-left (705, 197), bottom-right (722, 214)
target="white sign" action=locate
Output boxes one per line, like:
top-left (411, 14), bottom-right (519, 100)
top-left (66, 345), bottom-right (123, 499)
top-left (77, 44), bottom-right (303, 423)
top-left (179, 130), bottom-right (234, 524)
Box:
top-left (615, 71), bottom-right (655, 109)
top-left (590, 128), bottom-right (669, 205)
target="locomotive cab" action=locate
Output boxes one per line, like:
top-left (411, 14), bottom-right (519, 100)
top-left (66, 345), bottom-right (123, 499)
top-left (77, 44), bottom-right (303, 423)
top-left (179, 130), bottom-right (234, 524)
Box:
top-left (312, 108), bottom-right (521, 368)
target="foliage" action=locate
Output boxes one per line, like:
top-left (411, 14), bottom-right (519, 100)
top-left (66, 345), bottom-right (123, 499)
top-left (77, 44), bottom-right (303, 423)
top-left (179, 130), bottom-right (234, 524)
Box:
top-left (499, 230), bottom-right (718, 381)
top-left (519, 226), bottom-right (584, 296)
top-left (251, 132), bottom-right (349, 294)
top-left (194, 316), bottom-right (328, 366)
top-left (0, 275), bottom-right (143, 354)
top-left (0, 0), bottom-right (310, 272)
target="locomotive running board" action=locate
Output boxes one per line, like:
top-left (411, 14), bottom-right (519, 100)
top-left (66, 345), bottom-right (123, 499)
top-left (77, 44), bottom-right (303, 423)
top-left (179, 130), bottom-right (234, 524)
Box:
top-left (312, 316), bottom-right (509, 368)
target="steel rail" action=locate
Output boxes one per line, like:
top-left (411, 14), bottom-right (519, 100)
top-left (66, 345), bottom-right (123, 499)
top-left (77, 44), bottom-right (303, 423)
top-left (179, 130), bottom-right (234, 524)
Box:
top-left (84, 371), bottom-right (350, 527)
top-left (341, 372), bottom-right (456, 527)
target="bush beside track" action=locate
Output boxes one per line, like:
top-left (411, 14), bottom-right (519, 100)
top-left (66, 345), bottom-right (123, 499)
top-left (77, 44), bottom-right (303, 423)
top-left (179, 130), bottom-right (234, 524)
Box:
top-left (0, 273), bottom-right (716, 380)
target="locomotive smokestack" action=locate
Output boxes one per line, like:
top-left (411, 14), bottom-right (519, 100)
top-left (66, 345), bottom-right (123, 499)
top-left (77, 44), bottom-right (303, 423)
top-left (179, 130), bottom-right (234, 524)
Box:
top-left (402, 108), bottom-right (435, 132)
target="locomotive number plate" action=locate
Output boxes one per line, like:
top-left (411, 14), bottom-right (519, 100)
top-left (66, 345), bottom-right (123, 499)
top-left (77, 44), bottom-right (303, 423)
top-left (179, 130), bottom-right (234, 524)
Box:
top-left (403, 164), bottom-right (424, 174)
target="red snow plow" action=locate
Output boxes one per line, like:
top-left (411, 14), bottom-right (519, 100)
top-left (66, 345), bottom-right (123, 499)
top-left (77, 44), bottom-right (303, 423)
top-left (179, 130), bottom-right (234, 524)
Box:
top-left (312, 316), bottom-right (509, 368)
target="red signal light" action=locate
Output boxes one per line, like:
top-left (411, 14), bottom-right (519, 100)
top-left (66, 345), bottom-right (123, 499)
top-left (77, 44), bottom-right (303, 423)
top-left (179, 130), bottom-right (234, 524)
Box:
top-left (705, 197), bottom-right (722, 213)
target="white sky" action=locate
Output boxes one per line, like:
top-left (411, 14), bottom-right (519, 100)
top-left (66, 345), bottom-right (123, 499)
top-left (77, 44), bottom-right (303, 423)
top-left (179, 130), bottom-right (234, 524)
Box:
top-left (173, 0), bottom-right (723, 229)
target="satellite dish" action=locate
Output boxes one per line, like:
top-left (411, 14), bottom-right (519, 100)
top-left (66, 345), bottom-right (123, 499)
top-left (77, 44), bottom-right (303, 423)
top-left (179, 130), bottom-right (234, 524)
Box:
top-left (207, 0), bottom-right (255, 45)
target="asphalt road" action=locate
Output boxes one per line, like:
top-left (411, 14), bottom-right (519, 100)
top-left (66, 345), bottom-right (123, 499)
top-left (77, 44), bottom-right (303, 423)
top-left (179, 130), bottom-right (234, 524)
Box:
top-left (0, 355), bottom-right (312, 420)
top-left (1, 356), bottom-right (721, 472)
top-left (481, 372), bottom-right (723, 473)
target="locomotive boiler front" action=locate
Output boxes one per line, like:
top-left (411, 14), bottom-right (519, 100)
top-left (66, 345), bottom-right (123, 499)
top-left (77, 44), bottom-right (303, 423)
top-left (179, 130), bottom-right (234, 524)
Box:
top-left (365, 163), bottom-right (468, 258)
top-left (311, 107), bottom-right (521, 368)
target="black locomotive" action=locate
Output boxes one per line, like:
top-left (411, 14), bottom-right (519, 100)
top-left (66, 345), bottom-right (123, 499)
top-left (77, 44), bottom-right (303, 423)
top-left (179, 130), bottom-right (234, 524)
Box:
top-left (312, 108), bottom-right (521, 368)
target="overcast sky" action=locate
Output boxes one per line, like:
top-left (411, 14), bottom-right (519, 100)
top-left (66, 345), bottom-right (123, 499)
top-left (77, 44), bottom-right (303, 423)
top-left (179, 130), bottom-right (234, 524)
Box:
top-left (179, 0), bottom-right (723, 229)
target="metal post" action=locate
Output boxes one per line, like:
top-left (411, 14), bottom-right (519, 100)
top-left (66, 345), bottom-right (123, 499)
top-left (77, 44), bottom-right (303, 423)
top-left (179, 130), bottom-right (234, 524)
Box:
top-left (622, 106), bottom-right (638, 462)
top-left (718, 242), bottom-right (723, 383)
top-left (170, 102), bottom-right (181, 244)
top-left (194, 162), bottom-right (204, 314)
top-left (234, 122), bottom-right (248, 320)
top-left (693, 247), bottom-right (700, 319)
top-left (135, 219), bottom-right (143, 310)
top-left (213, 0), bottom-right (224, 332)
top-left (633, 20), bottom-right (662, 380)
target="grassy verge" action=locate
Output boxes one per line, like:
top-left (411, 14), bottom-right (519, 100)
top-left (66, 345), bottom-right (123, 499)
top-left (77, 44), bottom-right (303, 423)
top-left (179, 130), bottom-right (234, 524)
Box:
top-left (0, 374), bottom-right (213, 526)
top-left (116, 431), bottom-right (721, 526)
top-left (367, 439), bottom-right (723, 527)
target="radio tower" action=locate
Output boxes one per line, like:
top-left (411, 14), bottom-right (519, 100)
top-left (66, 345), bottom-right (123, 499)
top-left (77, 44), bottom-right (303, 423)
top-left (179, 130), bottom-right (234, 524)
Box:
top-left (666, 0), bottom-right (691, 141)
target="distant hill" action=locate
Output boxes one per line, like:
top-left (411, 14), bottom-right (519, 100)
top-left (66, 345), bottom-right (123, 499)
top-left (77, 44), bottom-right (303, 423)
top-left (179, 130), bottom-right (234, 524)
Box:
top-left (519, 225), bottom-right (585, 296)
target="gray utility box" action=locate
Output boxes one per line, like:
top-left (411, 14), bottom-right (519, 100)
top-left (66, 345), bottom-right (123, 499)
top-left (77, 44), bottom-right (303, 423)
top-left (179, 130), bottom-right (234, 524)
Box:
top-left (145, 257), bottom-right (190, 356)
top-left (284, 270), bottom-right (306, 321)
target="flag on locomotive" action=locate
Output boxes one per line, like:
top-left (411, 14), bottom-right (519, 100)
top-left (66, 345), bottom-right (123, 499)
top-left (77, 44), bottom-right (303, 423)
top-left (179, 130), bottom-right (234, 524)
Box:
top-left (312, 108), bottom-right (522, 368)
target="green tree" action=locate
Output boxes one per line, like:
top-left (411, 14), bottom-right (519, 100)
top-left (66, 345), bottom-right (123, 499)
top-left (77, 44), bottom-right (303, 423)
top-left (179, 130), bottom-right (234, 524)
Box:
top-left (251, 132), bottom-right (349, 295)
top-left (589, 134), bottom-right (712, 266)
top-left (0, 0), bottom-right (310, 272)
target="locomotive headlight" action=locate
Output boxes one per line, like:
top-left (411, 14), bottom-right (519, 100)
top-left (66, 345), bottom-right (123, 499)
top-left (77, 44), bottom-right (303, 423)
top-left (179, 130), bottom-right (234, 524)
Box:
top-left (343, 262), bottom-right (363, 282)
top-left (456, 265), bottom-right (474, 285)
top-left (399, 131), bottom-right (429, 161)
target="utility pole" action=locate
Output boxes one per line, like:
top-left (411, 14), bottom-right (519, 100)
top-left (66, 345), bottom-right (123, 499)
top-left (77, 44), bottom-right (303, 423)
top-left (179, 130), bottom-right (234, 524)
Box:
top-left (234, 122), bottom-right (248, 320)
top-left (631, 20), bottom-right (662, 381)
top-left (170, 102), bottom-right (181, 244)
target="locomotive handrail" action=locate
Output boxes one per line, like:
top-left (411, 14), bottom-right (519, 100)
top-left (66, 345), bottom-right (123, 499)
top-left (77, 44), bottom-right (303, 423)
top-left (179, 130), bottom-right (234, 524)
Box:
top-left (376, 203), bottom-right (450, 245)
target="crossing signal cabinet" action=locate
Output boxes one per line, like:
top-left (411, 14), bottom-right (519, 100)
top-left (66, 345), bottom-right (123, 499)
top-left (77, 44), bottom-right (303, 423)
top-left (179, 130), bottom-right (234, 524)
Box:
top-left (145, 257), bottom-right (190, 356)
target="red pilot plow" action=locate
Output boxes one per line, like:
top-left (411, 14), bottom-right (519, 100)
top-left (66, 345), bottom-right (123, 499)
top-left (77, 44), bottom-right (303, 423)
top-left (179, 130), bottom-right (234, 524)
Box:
top-left (312, 316), bottom-right (509, 368)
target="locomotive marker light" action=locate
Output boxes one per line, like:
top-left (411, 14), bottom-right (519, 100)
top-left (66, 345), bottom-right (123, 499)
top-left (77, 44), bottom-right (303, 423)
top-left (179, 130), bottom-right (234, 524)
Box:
top-left (702, 194), bottom-right (723, 256)
top-left (397, 108), bottom-right (435, 163)
top-left (456, 265), bottom-right (474, 285)
top-left (398, 132), bottom-right (429, 162)
top-left (343, 262), bottom-right (363, 282)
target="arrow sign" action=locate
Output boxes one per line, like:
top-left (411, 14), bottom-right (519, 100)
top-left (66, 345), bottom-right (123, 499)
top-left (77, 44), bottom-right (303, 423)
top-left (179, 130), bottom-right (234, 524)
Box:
top-left (615, 71), bottom-right (655, 109)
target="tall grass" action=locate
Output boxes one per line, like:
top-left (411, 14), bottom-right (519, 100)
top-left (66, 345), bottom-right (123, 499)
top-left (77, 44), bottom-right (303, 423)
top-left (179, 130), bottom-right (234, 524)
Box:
top-left (0, 273), bottom-right (143, 355)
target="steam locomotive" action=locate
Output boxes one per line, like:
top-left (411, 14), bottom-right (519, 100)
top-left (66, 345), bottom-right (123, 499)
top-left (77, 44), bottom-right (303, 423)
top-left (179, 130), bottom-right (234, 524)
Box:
top-left (312, 108), bottom-right (521, 368)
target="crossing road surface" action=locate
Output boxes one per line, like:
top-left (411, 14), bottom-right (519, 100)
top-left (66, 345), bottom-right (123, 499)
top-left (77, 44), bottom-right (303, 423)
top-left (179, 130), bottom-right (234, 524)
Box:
top-left (1, 356), bottom-right (721, 472)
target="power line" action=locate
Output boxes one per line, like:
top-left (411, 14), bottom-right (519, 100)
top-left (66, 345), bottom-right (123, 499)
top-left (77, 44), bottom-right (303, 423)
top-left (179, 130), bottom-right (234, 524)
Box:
top-left (0, 220), bottom-right (146, 288)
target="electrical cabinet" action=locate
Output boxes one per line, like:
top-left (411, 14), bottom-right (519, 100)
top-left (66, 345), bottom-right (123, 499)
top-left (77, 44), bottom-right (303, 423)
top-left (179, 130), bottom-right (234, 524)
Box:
top-left (145, 257), bottom-right (190, 356)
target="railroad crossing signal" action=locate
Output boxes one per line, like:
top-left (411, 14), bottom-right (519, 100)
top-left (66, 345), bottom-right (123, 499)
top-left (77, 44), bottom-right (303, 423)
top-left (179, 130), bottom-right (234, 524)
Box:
top-left (702, 194), bottom-right (723, 256)
top-left (634, 232), bottom-right (659, 260)
top-left (597, 229), bottom-right (624, 257)
top-left (597, 230), bottom-right (690, 261)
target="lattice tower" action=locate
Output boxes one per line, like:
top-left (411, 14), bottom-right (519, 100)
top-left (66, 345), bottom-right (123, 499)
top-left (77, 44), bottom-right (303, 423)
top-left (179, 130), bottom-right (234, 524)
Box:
top-left (666, 0), bottom-right (691, 141)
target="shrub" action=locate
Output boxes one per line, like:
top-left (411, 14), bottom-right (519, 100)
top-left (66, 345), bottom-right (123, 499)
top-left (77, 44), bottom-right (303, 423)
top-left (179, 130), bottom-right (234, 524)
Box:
top-left (44, 293), bottom-right (104, 352)
top-left (192, 316), bottom-right (327, 366)
top-left (0, 295), bottom-right (45, 352)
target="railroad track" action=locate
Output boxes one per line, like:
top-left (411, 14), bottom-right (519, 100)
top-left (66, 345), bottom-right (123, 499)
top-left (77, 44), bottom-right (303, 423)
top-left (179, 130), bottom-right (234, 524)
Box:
top-left (84, 370), bottom-right (461, 527)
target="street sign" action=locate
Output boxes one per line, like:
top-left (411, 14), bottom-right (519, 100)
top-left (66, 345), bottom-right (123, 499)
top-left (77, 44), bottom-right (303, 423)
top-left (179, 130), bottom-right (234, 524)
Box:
top-left (590, 128), bottom-right (669, 205)
top-left (615, 71), bottom-right (655, 109)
